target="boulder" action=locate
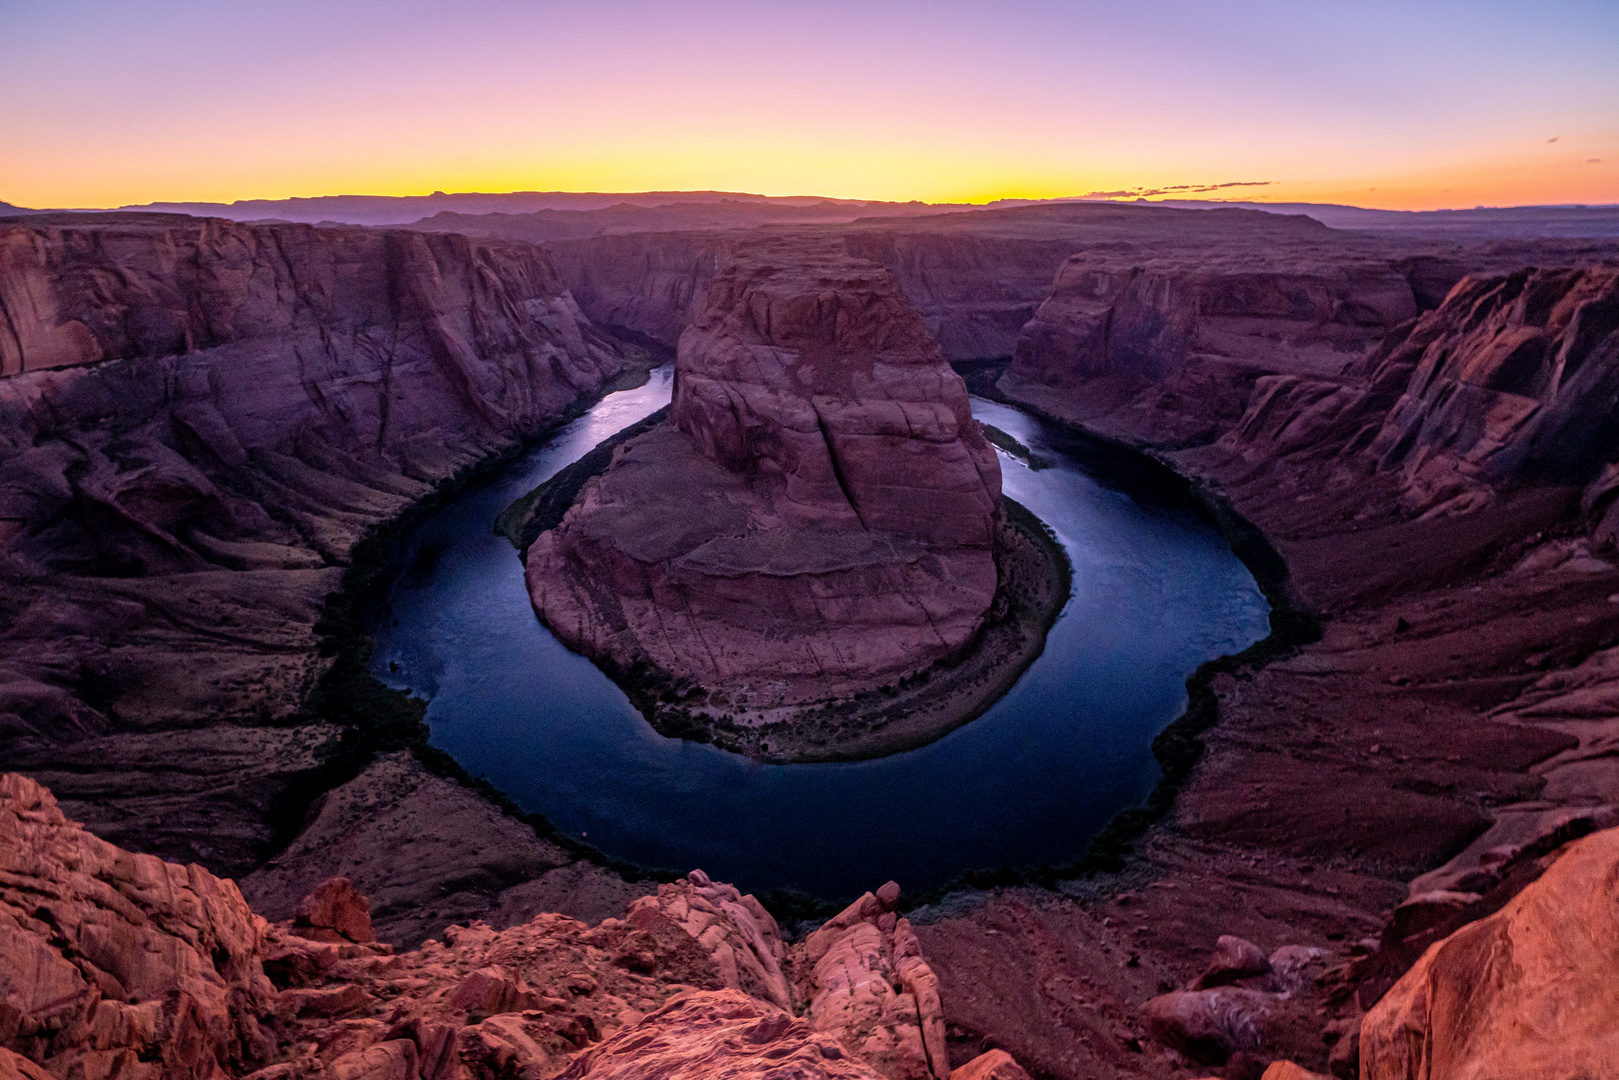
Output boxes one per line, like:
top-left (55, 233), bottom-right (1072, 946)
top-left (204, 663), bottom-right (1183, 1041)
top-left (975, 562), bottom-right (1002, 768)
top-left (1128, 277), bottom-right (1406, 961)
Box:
top-left (1141, 987), bottom-right (1280, 1065)
top-left (948, 1049), bottom-right (1032, 1080)
top-left (1195, 935), bottom-right (1272, 988)
top-left (292, 878), bottom-right (376, 944)
top-left (1360, 825), bottom-right (1619, 1080)
top-left (1265, 946), bottom-right (1330, 997)
top-left (1261, 1063), bottom-right (1333, 1080)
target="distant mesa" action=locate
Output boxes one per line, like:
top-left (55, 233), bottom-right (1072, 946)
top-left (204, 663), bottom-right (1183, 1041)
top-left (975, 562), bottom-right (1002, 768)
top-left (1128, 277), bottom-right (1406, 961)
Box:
top-left (505, 239), bottom-right (1068, 761)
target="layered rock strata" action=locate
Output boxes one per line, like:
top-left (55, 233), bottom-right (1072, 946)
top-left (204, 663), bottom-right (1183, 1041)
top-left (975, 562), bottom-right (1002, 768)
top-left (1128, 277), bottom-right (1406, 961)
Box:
top-left (0, 214), bottom-right (647, 925)
top-left (0, 772), bottom-right (1009, 1080)
top-left (542, 204), bottom-right (1378, 364)
top-left (998, 228), bottom-right (1618, 446)
top-left (909, 261), bottom-right (1619, 1078)
top-left (1218, 264), bottom-right (1619, 517)
top-left (519, 243), bottom-right (1065, 759)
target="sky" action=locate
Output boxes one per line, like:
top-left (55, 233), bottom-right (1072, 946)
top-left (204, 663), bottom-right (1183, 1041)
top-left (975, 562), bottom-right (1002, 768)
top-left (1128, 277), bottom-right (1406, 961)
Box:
top-left (3, 0), bottom-right (1616, 211)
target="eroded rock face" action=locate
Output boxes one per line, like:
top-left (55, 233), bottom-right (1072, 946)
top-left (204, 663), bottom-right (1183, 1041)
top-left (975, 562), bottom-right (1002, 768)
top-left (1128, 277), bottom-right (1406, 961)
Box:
top-left (1218, 264), bottom-right (1619, 523)
top-left (624, 871), bottom-right (791, 1011)
top-left (525, 243), bottom-right (1002, 721)
top-left (1363, 265), bottom-right (1619, 516)
top-left (998, 228), bottom-right (1618, 454)
top-left (0, 213), bottom-right (642, 883)
top-left (1001, 247), bottom-right (1426, 448)
top-left (789, 884), bottom-right (949, 1080)
top-left (2, 772), bottom-right (991, 1080)
top-left (1360, 825), bottom-right (1619, 1080)
top-left (1015, 255), bottom-right (1419, 386)
top-left (555, 990), bottom-right (885, 1080)
top-left (0, 773), bottom-right (277, 1080)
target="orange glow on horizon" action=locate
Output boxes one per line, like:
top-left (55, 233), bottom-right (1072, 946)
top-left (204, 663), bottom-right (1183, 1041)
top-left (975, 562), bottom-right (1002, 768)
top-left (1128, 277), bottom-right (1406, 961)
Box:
top-left (7, 141), bottom-right (1617, 215)
top-left (3, 1), bottom-right (1615, 216)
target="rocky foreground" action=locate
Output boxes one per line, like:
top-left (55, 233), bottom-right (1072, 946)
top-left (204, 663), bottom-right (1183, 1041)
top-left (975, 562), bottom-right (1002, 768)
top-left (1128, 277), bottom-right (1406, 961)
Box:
top-left (5, 770), bottom-right (1616, 1080)
top-left (517, 240), bottom-right (1065, 759)
top-left (0, 771), bottom-right (974, 1080)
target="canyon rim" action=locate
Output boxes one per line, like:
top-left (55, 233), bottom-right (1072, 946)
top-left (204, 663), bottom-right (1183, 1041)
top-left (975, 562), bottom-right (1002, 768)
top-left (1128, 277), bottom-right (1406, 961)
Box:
top-left (7, 6), bottom-right (1619, 1073)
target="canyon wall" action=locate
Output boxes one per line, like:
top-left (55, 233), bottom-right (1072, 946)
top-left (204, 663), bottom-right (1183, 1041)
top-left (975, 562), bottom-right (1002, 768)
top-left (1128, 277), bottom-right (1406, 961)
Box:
top-left (1221, 264), bottom-right (1619, 519)
top-left (999, 247), bottom-right (1442, 447)
top-left (545, 228), bottom-right (1078, 362)
top-left (541, 206), bottom-right (1597, 379)
top-left (837, 232), bottom-right (1077, 360)
top-left (0, 214), bottom-right (648, 929)
top-left (998, 229), bottom-right (1619, 451)
top-left (544, 232), bottom-right (730, 349)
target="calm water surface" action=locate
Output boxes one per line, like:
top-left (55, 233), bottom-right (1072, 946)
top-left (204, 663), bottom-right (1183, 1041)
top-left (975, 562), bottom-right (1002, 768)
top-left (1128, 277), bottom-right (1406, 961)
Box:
top-left (372, 368), bottom-right (1270, 901)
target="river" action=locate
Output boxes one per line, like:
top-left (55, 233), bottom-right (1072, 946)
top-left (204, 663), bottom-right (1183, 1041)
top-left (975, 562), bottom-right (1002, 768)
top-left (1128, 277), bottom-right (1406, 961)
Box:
top-left (372, 367), bottom-right (1270, 902)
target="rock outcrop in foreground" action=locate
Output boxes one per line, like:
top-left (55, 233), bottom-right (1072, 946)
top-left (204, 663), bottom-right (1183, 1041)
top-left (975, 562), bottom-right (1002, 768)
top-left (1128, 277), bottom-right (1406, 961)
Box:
top-left (9, 766), bottom-right (1619, 1080)
top-left (520, 243), bottom-right (1064, 760)
top-left (0, 772), bottom-right (1017, 1080)
top-left (1359, 824), bottom-right (1619, 1080)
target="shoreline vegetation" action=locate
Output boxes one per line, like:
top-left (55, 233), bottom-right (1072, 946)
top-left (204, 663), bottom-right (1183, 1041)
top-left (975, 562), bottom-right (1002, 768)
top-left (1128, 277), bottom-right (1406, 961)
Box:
top-left (981, 423), bottom-right (1050, 470)
top-left (499, 418), bottom-right (1073, 764)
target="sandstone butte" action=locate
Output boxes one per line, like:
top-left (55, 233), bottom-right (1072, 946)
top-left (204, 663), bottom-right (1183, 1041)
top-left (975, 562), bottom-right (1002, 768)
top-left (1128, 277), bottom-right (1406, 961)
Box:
top-left (518, 241), bottom-right (1065, 761)
top-left (6, 770), bottom-right (1619, 1080)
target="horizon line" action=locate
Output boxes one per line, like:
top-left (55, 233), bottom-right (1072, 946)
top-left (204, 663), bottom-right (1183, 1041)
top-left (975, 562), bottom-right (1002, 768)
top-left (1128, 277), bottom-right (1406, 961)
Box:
top-left (7, 189), bottom-right (1619, 217)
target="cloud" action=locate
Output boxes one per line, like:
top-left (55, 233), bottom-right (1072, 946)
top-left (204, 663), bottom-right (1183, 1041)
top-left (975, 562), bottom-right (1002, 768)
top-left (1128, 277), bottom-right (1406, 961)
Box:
top-left (1548, 136), bottom-right (1560, 143)
top-left (1082, 180), bottom-right (1274, 200)
top-left (1590, 158), bottom-right (1604, 164)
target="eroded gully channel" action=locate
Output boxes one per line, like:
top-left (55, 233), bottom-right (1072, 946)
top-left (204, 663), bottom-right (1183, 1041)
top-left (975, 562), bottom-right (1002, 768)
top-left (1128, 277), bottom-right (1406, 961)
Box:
top-left (371, 367), bottom-right (1270, 902)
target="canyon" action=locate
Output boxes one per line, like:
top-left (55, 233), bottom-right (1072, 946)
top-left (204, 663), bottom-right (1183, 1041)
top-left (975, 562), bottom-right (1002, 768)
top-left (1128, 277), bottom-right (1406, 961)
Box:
top-left (3, 199), bottom-right (1619, 1079)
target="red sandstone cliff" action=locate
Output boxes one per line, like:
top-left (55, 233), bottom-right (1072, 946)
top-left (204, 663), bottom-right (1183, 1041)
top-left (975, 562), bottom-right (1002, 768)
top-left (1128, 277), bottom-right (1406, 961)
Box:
top-left (1221, 264), bottom-right (1619, 520)
top-left (0, 214), bottom-right (647, 918)
top-left (541, 205), bottom-right (1360, 366)
top-left (1000, 246), bottom-right (1430, 446)
top-left (523, 242), bottom-right (1002, 735)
